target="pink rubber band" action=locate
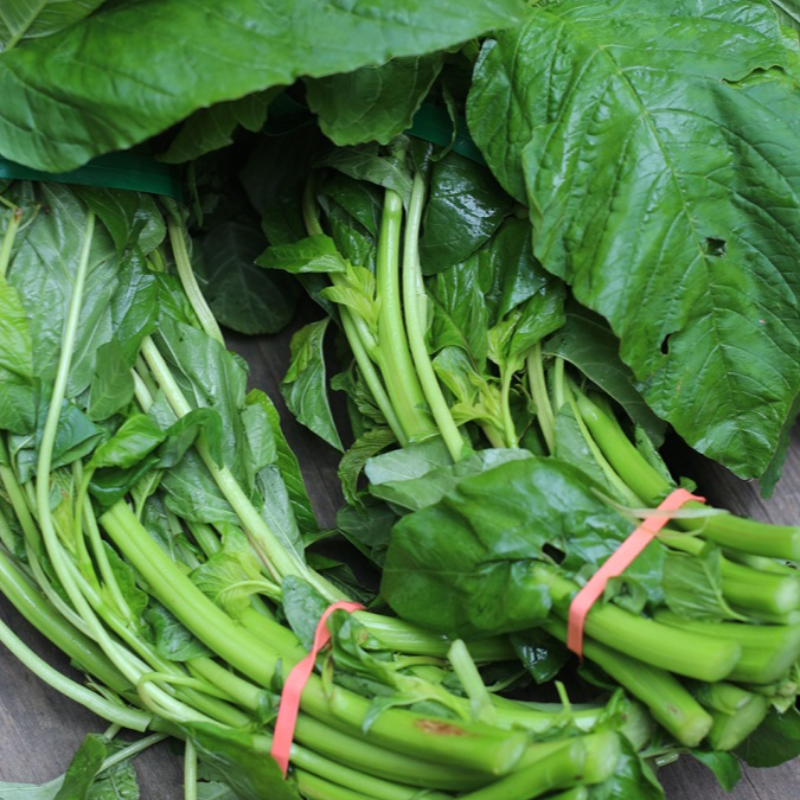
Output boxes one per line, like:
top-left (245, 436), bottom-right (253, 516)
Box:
top-left (567, 488), bottom-right (704, 659)
top-left (271, 600), bottom-right (365, 777)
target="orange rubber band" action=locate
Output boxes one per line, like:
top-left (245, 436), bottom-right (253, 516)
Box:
top-left (271, 600), bottom-right (365, 777)
top-left (567, 488), bottom-right (704, 659)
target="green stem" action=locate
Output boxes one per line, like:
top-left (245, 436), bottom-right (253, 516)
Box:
top-left (168, 218), bottom-right (224, 345)
top-left (341, 308), bottom-right (407, 445)
top-left (189, 658), bottom-right (489, 791)
top-left (402, 172), bottom-right (464, 461)
top-left (184, 738), bottom-right (198, 800)
top-left (527, 344), bottom-right (555, 453)
top-left (0, 609), bottom-right (150, 730)
top-left (655, 611), bottom-right (800, 684)
top-left (537, 566), bottom-right (741, 682)
top-left (564, 381), bottom-right (640, 505)
top-left (101, 502), bottom-right (530, 776)
top-left (543, 619), bottom-right (712, 747)
top-left (0, 205), bottom-right (23, 278)
top-left (0, 543), bottom-right (131, 693)
top-left (374, 188), bottom-right (436, 442)
top-left (448, 639), bottom-right (496, 724)
top-left (576, 393), bottom-right (800, 559)
top-left (499, 365), bottom-right (519, 449)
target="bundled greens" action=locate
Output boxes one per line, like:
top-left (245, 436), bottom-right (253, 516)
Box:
top-left (4, 1), bottom-right (800, 798)
top-left (0, 180), bottom-right (664, 800)
top-left (260, 102), bottom-right (800, 794)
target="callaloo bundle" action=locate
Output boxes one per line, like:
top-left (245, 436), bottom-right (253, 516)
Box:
top-left (263, 122), bottom-right (800, 790)
top-left (0, 181), bottom-right (661, 799)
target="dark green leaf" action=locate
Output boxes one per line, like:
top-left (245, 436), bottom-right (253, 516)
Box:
top-left (470, 1), bottom-right (800, 478)
top-left (246, 390), bottom-right (318, 536)
top-left (319, 146), bottom-right (413, 205)
top-left (735, 706), bottom-right (800, 768)
top-left (76, 187), bottom-right (166, 256)
top-left (54, 734), bottom-right (106, 800)
top-left (257, 235), bottom-right (346, 275)
top-left (191, 525), bottom-right (267, 619)
top-left (281, 319), bottom-right (342, 452)
top-left (419, 152), bottom-right (512, 275)
top-left (87, 339), bottom-right (134, 421)
top-left (662, 546), bottom-right (739, 622)
top-left (306, 54), bottom-right (444, 146)
top-left (0, 0), bottom-right (524, 171)
top-left (511, 630), bottom-right (568, 685)
top-left (688, 750), bottom-right (742, 792)
top-left (369, 448), bottom-right (533, 513)
top-left (159, 408), bottom-right (225, 470)
top-left (338, 427), bottom-right (396, 507)
top-left (7, 184), bottom-right (120, 398)
top-left (281, 575), bottom-right (329, 651)
top-left (0, 0), bottom-right (107, 51)
top-left (162, 451), bottom-right (238, 526)
top-left (89, 414), bottom-right (165, 470)
top-left (382, 457), bottom-right (654, 636)
top-left (336, 495), bottom-right (396, 568)
top-left (198, 221), bottom-right (297, 335)
top-left (0, 273), bottom-right (33, 380)
top-left (364, 438), bottom-right (451, 486)
top-left (160, 90), bottom-right (277, 164)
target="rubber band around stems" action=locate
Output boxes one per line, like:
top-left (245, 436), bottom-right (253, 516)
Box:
top-left (271, 601), bottom-right (365, 777)
top-left (567, 488), bottom-right (705, 660)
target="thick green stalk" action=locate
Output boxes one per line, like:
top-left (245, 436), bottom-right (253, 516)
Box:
top-left (457, 733), bottom-right (619, 800)
top-left (0, 607), bottom-right (149, 729)
top-left (168, 218), bottom-right (224, 345)
top-left (354, 611), bottom-right (516, 661)
top-left (0, 544), bottom-right (130, 692)
top-left (402, 172), bottom-right (464, 460)
top-left (374, 188), bottom-right (436, 442)
top-left (190, 658), bottom-right (491, 791)
top-left (576, 393), bottom-right (800, 559)
top-left (537, 566), bottom-right (741, 682)
top-left (0, 205), bottom-right (22, 277)
top-left (101, 502), bottom-right (529, 776)
top-left (184, 739), bottom-right (198, 800)
top-left (544, 620), bottom-right (712, 747)
top-left (499, 365), bottom-right (519, 449)
top-left (655, 612), bottom-right (800, 684)
top-left (707, 694), bottom-right (769, 751)
top-left (340, 308), bottom-right (407, 445)
top-left (527, 344), bottom-right (555, 453)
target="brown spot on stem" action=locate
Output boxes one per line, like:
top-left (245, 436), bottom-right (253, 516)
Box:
top-left (415, 720), bottom-right (471, 737)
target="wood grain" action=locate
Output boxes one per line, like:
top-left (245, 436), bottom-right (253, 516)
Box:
top-left (0, 318), bottom-right (797, 798)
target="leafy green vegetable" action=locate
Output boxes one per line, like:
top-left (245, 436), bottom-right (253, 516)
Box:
top-left (469, 0), bottom-right (800, 479)
top-left (198, 221), bottom-right (297, 335)
top-left (281, 319), bottom-right (343, 452)
top-left (0, 0), bottom-right (107, 52)
top-left (306, 55), bottom-right (444, 147)
top-left (0, 0), bottom-right (524, 171)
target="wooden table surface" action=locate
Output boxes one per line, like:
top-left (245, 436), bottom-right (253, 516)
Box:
top-left (1, 320), bottom-right (798, 798)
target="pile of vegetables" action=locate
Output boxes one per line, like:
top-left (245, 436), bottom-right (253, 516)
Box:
top-left (3, 0), bottom-right (800, 798)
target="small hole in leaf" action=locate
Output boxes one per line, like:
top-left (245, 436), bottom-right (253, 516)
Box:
top-left (542, 543), bottom-right (564, 565)
top-left (703, 237), bottom-right (726, 257)
top-left (660, 335), bottom-right (671, 355)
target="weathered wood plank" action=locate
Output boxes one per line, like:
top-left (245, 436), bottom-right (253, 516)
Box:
top-left (0, 320), bottom-right (796, 799)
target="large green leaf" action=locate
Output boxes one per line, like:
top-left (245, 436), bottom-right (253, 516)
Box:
top-left (469, 0), bottom-right (800, 478)
top-left (0, 0), bottom-right (524, 171)
top-left (198, 220), bottom-right (297, 335)
top-left (306, 54), bottom-right (444, 146)
top-left (0, 0), bottom-right (106, 52)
